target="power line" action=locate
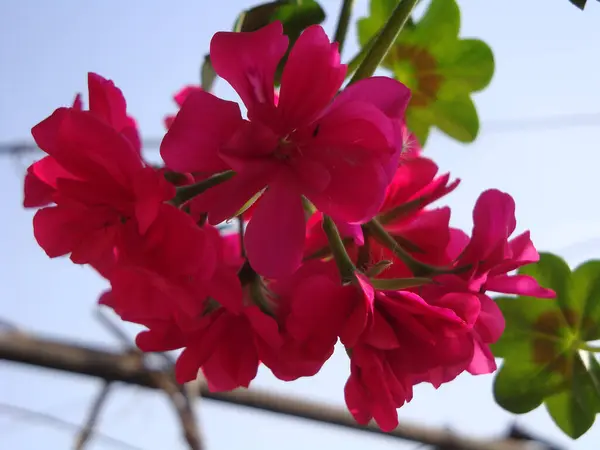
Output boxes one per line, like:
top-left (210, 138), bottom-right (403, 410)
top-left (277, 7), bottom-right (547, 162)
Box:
top-left (1, 111), bottom-right (600, 157)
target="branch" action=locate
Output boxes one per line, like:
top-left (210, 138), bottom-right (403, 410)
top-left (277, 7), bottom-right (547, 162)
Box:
top-left (96, 310), bottom-right (203, 450)
top-left (0, 331), bottom-right (534, 450)
top-left (75, 381), bottom-right (113, 450)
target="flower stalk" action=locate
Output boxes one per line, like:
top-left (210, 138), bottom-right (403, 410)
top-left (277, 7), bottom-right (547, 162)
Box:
top-left (349, 0), bottom-right (419, 84)
top-left (170, 170), bottom-right (235, 207)
top-left (322, 215), bottom-right (356, 283)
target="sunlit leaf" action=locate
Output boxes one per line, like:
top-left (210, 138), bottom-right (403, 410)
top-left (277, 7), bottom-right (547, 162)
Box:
top-left (357, 0), bottom-right (494, 146)
top-left (491, 253), bottom-right (600, 439)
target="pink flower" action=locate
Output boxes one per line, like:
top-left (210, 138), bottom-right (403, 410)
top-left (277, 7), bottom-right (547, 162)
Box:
top-left (27, 75), bottom-right (177, 275)
top-left (136, 302), bottom-right (282, 390)
top-left (440, 189), bottom-right (556, 299)
top-left (161, 22), bottom-right (411, 278)
top-left (343, 287), bottom-right (479, 430)
top-left (417, 189), bottom-right (555, 382)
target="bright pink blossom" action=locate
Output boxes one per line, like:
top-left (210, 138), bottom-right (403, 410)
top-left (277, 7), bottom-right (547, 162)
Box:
top-left (161, 22), bottom-right (411, 278)
top-left (438, 189), bottom-right (556, 299)
top-left (27, 76), bottom-right (177, 275)
top-left (136, 304), bottom-right (282, 390)
top-left (344, 287), bottom-right (479, 431)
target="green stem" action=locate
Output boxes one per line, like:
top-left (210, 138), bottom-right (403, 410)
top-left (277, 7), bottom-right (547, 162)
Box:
top-left (333, 0), bottom-right (355, 55)
top-left (322, 215), bottom-right (356, 283)
top-left (365, 218), bottom-right (461, 277)
top-left (345, 31), bottom-right (378, 78)
top-left (170, 170), bottom-right (235, 207)
top-left (581, 343), bottom-right (600, 353)
top-left (349, 0), bottom-right (419, 84)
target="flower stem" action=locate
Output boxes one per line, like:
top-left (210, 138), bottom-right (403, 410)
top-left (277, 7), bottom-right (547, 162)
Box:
top-left (322, 215), bottom-right (356, 283)
top-left (333, 0), bottom-right (355, 55)
top-left (349, 0), bottom-right (419, 84)
top-left (170, 170), bottom-right (235, 207)
top-left (580, 343), bottom-right (600, 353)
top-left (365, 218), bottom-right (465, 277)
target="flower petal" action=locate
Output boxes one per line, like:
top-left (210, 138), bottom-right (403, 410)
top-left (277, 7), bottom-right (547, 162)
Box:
top-left (161, 90), bottom-right (243, 175)
top-left (210, 21), bottom-right (287, 117)
top-left (330, 76), bottom-right (411, 120)
top-left (245, 180), bottom-right (305, 278)
top-left (485, 274), bottom-right (556, 298)
top-left (278, 25), bottom-right (346, 130)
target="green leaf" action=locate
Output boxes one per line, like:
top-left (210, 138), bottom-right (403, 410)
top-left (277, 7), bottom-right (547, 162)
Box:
top-left (357, 0), bottom-right (494, 147)
top-left (545, 356), bottom-right (600, 438)
top-left (437, 39), bottom-right (495, 93)
top-left (492, 253), bottom-right (600, 439)
top-left (569, 0), bottom-right (588, 10)
top-left (570, 260), bottom-right (600, 340)
top-left (200, 55), bottom-right (217, 92)
top-left (233, 1), bottom-right (325, 84)
top-left (586, 353), bottom-right (600, 404)
top-left (494, 360), bottom-right (563, 414)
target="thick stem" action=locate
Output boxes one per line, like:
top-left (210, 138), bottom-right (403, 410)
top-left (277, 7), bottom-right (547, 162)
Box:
top-left (349, 0), bottom-right (419, 84)
top-left (170, 170), bottom-right (235, 207)
top-left (322, 215), bottom-right (356, 283)
top-left (346, 34), bottom-right (375, 78)
top-left (333, 0), bottom-right (355, 55)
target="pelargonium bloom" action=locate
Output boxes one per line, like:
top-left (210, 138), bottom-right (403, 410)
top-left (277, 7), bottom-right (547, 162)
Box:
top-left (161, 21), bottom-right (412, 278)
top-left (343, 287), bottom-right (479, 431)
top-left (28, 75), bottom-right (177, 275)
top-left (418, 189), bottom-right (556, 380)
top-left (438, 189), bottom-right (556, 299)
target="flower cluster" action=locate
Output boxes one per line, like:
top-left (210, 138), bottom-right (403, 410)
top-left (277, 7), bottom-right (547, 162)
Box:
top-left (24, 22), bottom-right (554, 431)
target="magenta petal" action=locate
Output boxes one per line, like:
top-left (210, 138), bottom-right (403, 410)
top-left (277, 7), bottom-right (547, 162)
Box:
top-left (335, 219), bottom-right (364, 246)
top-left (463, 189), bottom-right (516, 262)
top-left (485, 274), bottom-right (556, 298)
top-left (207, 268), bottom-right (244, 313)
top-left (210, 21), bottom-right (288, 115)
top-left (475, 294), bottom-right (506, 344)
top-left (161, 90), bottom-right (243, 175)
top-left (278, 25), bottom-right (346, 129)
top-left (245, 181), bottom-right (305, 278)
top-left (33, 206), bottom-right (89, 258)
top-left (509, 231), bottom-right (540, 263)
top-left (87, 73), bottom-right (126, 124)
top-left (467, 338), bottom-right (497, 375)
top-left (309, 159), bottom-right (387, 224)
top-left (330, 76), bottom-right (411, 120)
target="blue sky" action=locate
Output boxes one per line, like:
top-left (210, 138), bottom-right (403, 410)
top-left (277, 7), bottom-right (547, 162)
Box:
top-left (1, 0), bottom-right (600, 448)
